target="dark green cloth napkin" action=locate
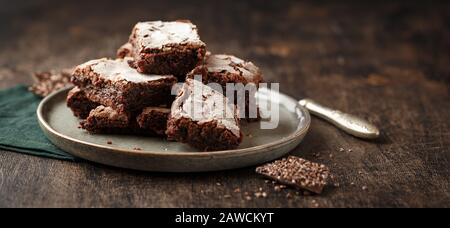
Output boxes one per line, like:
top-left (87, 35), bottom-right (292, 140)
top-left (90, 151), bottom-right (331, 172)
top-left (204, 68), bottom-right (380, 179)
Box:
top-left (0, 85), bottom-right (76, 161)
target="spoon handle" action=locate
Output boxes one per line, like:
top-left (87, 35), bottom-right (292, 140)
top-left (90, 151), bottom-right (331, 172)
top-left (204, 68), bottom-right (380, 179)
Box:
top-left (299, 98), bottom-right (380, 139)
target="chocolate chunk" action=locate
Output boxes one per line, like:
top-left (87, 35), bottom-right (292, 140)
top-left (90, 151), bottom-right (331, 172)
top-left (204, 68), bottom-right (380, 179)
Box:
top-left (256, 156), bottom-right (330, 194)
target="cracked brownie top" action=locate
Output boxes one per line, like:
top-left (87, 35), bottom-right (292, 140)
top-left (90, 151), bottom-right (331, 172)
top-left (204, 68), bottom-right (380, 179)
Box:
top-left (206, 54), bottom-right (262, 82)
top-left (74, 58), bottom-right (173, 83)
top-left (132, 20), bottom-right (205, 51)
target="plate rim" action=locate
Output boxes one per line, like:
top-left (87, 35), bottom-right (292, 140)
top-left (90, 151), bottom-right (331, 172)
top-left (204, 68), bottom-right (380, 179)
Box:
top-left (37, 87), bottom-right (311, 158)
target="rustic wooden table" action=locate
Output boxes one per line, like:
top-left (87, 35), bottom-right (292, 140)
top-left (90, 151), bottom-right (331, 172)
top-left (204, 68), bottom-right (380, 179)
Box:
top-left (0, 0), bottom-right (449, 208)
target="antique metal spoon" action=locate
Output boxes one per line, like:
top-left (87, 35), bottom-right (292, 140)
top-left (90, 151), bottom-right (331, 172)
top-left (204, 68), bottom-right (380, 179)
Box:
top-left (298, 98), bottom-right (380, 139)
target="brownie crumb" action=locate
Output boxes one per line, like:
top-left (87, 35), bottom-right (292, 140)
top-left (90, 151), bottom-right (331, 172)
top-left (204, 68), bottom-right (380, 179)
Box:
top-left (274, 185), bottom-right (281, 192)
top-left (330, 174), bottom-right (336, 181)
top-left (133, 147), bottom-right (142, 151)
top-left (256, 156), bottom-right (330, 194)
top-left (107, 140), bottom-right (112, 145)
top-left (254, 192), bottom-right (263, 198)
top-left (311, 200), bottom-right (320, 208)
top-left (29, 69), bottom-right (73, 97)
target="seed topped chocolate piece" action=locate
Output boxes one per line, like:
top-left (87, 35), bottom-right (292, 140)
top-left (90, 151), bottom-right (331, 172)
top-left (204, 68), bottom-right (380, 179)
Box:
top-left (256, 156), bottom-right (330, 194)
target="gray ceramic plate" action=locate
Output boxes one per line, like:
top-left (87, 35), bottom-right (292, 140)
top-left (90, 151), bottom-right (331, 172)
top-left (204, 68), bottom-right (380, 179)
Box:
top-left (37, 87), bottom-right (310, 172)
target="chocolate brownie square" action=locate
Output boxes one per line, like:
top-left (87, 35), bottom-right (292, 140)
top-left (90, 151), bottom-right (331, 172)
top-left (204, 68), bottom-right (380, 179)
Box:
top-left (66, 87), bottom-right (100, 119)
top-left (126, 20), bottom-right (206, 77)
top-left (187, 54), bottom-right (263, 120)
top-left (166, 79), bottom-right (242, 151)
top-left (81, 105), bottom-right (170, 136)
top-left (71, 58), bottom-right (177, 113)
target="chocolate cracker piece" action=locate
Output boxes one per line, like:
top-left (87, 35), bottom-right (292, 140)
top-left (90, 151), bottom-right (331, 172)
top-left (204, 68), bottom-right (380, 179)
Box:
top-left (256, 156), bottom-right (330, 194)
top-left (126, 20), bottom-right (206, 78)
top-left (71, 58), bottom-right (177, 113)
top-left (166, 79), bottom-right (242, 151)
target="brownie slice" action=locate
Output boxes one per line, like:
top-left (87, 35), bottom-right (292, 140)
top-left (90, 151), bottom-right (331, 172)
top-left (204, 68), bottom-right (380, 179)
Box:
top-left (81, 106), bottom-right (129, 133)
top-left (66, 87), bottom-right (100, 119)
top-left (126, 20), bottom-right (206, 77)
top-left (187, 54), bottom-right (263, 120)
top-left (72, 58), bottom-right (177, 113)
top-left (166, 79), bottom-right (242, 151)
top-left (81, 105), bottom-right (170, 136)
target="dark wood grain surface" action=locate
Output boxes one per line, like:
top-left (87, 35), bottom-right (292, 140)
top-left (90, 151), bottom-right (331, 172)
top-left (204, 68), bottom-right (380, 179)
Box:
top-left (0, 0), bottom-right (449, 208)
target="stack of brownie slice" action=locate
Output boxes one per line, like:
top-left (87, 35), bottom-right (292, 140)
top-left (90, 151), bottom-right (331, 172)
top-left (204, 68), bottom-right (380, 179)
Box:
top-left (67, 20), bottom-right (264, 151)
